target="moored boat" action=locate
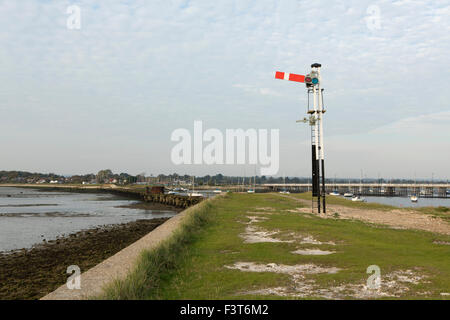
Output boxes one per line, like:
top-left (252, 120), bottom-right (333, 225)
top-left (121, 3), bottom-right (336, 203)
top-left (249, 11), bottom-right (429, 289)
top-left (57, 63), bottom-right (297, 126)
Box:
top-left (343, 192), bottom-right (353, 197)
top-left (188, 192), bottom-right (204, 197)
top-left (352, 195), bottom-right (366, 202)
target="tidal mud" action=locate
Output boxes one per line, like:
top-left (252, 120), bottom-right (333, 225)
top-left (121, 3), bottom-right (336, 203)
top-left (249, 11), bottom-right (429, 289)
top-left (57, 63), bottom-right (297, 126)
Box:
top-left (0, 218), bottom-right (168, 300)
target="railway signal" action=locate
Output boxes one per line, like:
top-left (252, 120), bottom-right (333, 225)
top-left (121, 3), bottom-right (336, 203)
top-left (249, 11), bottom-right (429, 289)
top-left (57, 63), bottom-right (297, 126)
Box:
top-left (274, 71), bottom-right (305, 83)
top-left (274, 63), bottom-right (326, 214)
top-left (304, 72), bottom-right (319, 87)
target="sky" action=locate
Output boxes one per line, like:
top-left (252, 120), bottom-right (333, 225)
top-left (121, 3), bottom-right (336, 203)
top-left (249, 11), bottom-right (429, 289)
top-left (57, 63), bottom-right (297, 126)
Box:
top-left (0, 0), bottom-right (449, 180)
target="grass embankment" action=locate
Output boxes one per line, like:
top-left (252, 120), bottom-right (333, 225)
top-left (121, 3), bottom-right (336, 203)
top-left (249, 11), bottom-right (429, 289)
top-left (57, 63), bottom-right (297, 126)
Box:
top-left (99, 193), bottom-right (450, 300)
top-left (98, 197), bottom-right (217, 299)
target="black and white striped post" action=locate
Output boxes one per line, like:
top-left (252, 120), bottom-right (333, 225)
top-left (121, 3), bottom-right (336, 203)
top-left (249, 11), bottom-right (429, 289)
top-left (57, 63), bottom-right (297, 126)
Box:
top-left (275, 63), bottom-right (326, 214)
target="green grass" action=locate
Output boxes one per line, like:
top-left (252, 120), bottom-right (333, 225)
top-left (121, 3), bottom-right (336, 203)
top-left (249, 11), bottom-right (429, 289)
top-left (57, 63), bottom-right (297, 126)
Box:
top-left (97, 197), bottom-right (217, 299)
top-left (98, 192), bottom-right (450, 300)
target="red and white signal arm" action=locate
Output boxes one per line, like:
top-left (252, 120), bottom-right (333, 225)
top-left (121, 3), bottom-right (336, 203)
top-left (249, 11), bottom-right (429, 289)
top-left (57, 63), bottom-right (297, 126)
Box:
top-left (275, 71), bottom-right (305, 83)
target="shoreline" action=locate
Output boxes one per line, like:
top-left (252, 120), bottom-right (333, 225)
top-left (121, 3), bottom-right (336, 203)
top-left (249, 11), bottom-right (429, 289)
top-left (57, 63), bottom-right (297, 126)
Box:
top-left (0, 218), bottom-right (169, 300)
top-left (0, 185), bottom-right (185, 300)
top-left (41, 197), bottom-right (214, 300)
top-left (0, 184), bottom-right (204, 209)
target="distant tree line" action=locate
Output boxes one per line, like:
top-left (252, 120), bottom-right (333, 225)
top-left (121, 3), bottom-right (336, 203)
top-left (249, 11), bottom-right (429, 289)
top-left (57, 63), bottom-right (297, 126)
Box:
top-left (0, 171), bottom-right (65, 184)
top-left (0, 170), bottom-right (446, 185)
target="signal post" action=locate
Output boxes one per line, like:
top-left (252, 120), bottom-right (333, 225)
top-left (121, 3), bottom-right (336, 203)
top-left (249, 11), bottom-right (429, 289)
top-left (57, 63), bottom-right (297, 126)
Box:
top-left (274, 63), bottom-right (326, 214)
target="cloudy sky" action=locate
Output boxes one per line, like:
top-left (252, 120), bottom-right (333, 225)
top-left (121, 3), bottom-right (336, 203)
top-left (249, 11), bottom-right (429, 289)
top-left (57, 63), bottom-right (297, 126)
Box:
top-left (0, 0), bottom-right (449, 179)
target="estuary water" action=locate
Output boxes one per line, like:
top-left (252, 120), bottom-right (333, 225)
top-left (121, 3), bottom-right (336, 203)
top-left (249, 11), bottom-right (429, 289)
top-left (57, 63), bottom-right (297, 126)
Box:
top-left (0, 187), bottom-right (177, 252)
top-left (364, 196), bottom-right (450, 208)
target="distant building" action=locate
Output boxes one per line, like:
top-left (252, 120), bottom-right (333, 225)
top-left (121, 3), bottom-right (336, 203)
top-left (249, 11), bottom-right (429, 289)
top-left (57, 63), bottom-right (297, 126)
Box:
top-left (150, 186), bottom-right (165, 194)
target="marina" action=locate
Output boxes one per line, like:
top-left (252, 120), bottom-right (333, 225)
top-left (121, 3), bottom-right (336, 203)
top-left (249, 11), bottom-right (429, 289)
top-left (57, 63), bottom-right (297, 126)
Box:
top-left (364, 196), bottom-right (450, 208)
top-left (264, 183), bottom-right (450, 198)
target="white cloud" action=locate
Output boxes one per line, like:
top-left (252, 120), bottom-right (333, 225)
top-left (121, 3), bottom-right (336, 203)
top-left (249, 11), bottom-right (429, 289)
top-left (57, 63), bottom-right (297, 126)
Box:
top-left (370, 111), bottom-right (450, 136)
top-left (233, 84), bottom-right (283, 97)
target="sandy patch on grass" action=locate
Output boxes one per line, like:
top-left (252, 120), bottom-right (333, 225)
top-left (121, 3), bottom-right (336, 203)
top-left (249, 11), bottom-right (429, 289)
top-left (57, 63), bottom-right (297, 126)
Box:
top-left (433, 240), bottom-right (450, 245)
top-left (241, 225), bottom-right (294, 244)
top-left (239, 214), bottom-right (336, 246)
top-left (286, 208), bottom-right (313, 214)
top-left (239, 215), bottom-right (294, 244)
top-left (254, 207), bottom-right (276, 212)
top-left (246, 211), bottom-right (276, 216)
top-left (225, 262), bottom-right (340, 276)
top-left (246, 216), bottom-right (269, 223)
top-left (348, 269), bottom-right (429, 299)
top-left (230, 263), bottom-right (429, 299)
top-left (292, 248), bottom-right (335, 255)
top-left (290, 234), bottom-right (336, 246)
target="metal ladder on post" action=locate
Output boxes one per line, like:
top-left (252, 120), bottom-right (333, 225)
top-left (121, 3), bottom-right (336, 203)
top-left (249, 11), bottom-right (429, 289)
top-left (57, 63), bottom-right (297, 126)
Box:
top-left (311, 118), bottom-right (319, 213)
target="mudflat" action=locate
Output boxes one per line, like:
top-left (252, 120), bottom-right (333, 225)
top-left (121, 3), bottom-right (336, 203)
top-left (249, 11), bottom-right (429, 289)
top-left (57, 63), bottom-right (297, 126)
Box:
top-left (0, 218), bottom-right (168, 300)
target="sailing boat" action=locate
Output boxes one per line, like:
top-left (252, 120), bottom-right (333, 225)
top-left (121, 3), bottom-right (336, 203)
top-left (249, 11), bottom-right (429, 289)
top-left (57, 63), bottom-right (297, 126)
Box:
top-left (351, 195), bottom-right (366, 202)
top-left (188, 176), bottom-right (203, 197)
top-left (330, 174), bottom-right (339, 195)
top-left (411, 174), bottom-right (418, 202)
top-left (352, 171), bottom-right (366, 202)
top-left (213, 179), bottom-right (222, 193)
top-left (247, 173), bottom-right (256, 193)
top-left (344, 179), bottom-right (353, 197)
top-left (279, 175), bottom-right (290, 194)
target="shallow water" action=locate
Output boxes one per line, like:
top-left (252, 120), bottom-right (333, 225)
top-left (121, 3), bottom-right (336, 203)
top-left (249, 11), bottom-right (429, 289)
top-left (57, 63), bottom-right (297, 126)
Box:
top-left (0, 187), bottom-right (176, 252)
top-left (364, 196), bottom-right (450, 208)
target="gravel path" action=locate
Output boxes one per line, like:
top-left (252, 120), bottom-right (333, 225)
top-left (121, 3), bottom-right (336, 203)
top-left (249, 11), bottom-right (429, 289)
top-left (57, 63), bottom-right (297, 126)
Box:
top-left (281, 195), bottom-right (450, 235)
